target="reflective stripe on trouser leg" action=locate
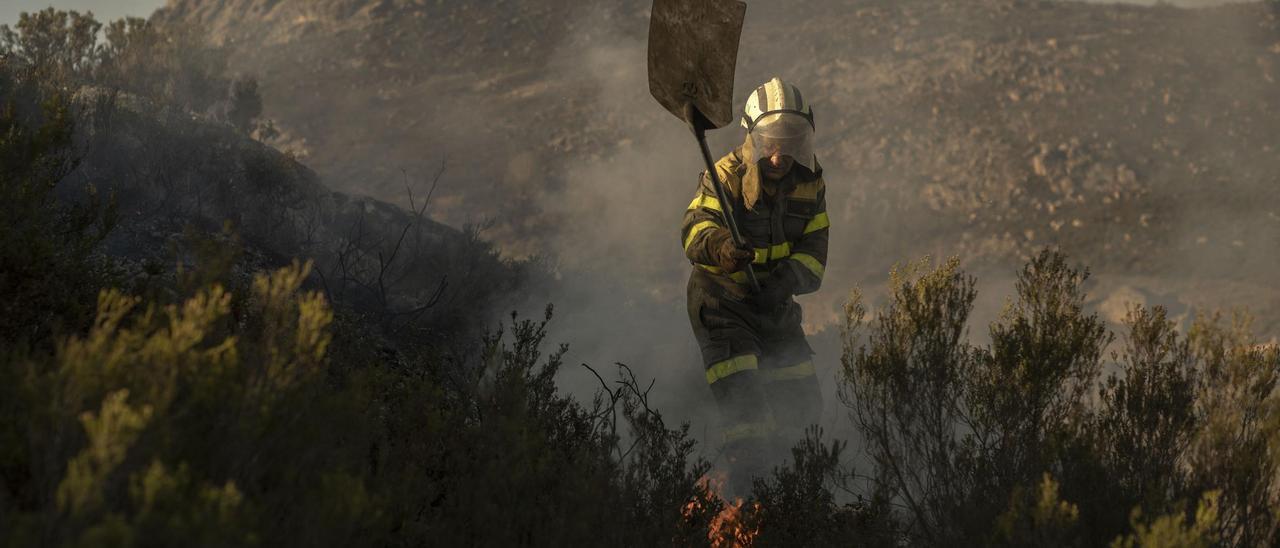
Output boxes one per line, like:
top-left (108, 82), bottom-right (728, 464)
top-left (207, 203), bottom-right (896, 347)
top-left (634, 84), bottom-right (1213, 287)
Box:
top-left (706, 354), bottom-right (758, 384)
top-left (705, 355), bottom-right (774, 445)
top-left (758, 360), bottom-right (815, 383)
top-left (723, 417), bottom-right (777, 444)
top-left (721, 417), bottom-right (776, 498)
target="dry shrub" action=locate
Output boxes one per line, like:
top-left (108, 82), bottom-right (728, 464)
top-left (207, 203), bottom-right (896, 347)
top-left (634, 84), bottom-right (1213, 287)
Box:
top-left (841, 249), bottom-right (1280, 546)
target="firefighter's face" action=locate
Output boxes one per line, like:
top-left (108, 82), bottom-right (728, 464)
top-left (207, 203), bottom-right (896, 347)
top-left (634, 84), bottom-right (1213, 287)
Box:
top-left (761, 152), bottom-right (793, 181)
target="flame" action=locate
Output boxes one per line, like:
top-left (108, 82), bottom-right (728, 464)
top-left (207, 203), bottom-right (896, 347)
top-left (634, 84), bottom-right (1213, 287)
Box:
top-left (681, 471), bottom-right (762, 547)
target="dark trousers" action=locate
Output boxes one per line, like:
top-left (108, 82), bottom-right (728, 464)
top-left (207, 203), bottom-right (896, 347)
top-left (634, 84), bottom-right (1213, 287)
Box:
top-left (686, 270), bottom-right (822, 495)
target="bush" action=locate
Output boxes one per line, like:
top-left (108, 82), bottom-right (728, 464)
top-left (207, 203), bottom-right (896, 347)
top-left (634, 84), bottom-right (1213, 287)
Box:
top-left (840, 256), bottom-right (984, 543)
top-left (747, 427), bottom-right (899, 547)
top-left (0, 59), bottom-right (114, 351)
top-left (841, 249), bottom-right (1280, 546)
top-left (1, 250), bottom-right (730, 545)
top-left (0, 67), bottom-right (717, 539)
top-left (1, 9), bottom-right (264, 133)
top-left (0, 9), bottom-right (100, 86)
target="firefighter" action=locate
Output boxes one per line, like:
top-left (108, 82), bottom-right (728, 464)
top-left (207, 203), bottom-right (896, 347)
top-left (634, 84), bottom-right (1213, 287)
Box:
top-left (681, 77), bottom-right (829, 494)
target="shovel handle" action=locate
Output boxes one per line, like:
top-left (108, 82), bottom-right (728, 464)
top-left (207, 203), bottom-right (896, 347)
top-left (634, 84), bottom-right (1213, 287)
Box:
top-left (686, 104), bottom-right (761, 293)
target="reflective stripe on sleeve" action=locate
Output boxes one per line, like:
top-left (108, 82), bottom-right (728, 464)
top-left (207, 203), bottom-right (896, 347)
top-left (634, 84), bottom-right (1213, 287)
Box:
top-left (683, 220), bottom-right (719, 251)
top-left (705, 354), bottom-right (758, 384)
top-left (687, 194), bottom-right (722, 212)
top-left (803, 212), bottom-right (830, 234)
top-left (791, 253), bottom-right (825, 279)
top-left (759, 361), bottom-right (815, 383)
top-left (753, 241), bottom-right (792, 264)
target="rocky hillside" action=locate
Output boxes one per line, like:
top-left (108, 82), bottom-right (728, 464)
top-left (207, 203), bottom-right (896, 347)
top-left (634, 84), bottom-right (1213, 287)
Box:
top-left (153, 0), bottom-right (1280, 336)
top-left (66, 85), bottom-right (524, 341)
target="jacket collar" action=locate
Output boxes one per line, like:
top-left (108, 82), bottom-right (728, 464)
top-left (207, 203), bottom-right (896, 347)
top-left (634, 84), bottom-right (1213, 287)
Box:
top-left (733, 136), bottom-right (822, 211)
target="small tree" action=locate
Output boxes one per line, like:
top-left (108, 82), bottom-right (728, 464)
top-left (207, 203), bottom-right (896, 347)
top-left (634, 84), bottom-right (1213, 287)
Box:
top-left (841, 256), bottom-right (980, 544)
top-left (225, 76), bottom-right (262, 134)
top-left (0, 8), bottom-right (101, 85)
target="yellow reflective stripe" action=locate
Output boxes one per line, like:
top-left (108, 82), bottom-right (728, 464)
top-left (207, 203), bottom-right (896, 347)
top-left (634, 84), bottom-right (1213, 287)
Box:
top-left (752, 242), bottom-right (792, 264)
top-left (683, 220), bottom-right (719, 251)
top-left (705, 354), bottom-right (758, 384)
top-left (723, 419), bottom-right (776, 443)
top-left (803, 212), bottom-right (830, 234)
top-left (759, 361), bottom-right (815, 383)
top-left (729, 267), bottom-right (768, 284)
top-left (791, 253), bottom-right (825, 278)
top-left (687, 194), bottom-right (722, 212)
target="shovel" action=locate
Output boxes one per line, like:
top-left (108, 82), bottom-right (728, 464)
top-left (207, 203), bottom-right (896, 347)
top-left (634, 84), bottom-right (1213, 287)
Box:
top-left (647, 0), bottom-right (759, 292)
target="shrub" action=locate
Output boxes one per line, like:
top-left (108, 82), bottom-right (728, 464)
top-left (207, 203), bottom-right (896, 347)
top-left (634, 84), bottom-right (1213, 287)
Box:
top-left (0, 9), bottom-right (100, 86)
top-left (1, 9), bottom-right (264, 132)
top-left (747, 427), bottom-right (900, 547)
top-left (1184, 313), bottom-right (1280, 545)
top-left (841, 249), bottom-right (1280, 546)
top-left (1, 250), bottom-right (720, 545)
top-left (993, 474), bottom-right (1082, 547)
top-left (0, 61), bottom-right (115, 350)
top-left (841, 255), bottom-right (987, 543)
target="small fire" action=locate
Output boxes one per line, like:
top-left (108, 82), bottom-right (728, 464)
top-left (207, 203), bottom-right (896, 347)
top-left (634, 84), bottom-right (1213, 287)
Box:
top-left (681, 471), bottom-right (762, 547)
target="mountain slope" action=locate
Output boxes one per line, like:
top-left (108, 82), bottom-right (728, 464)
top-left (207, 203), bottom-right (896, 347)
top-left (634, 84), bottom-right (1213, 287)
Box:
top-left (153, 0), bottom-right (1280, 336)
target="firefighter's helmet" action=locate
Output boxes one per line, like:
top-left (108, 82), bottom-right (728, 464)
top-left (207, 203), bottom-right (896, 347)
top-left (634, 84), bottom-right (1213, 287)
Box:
top-left (741, 77), bottom-right (815, 171)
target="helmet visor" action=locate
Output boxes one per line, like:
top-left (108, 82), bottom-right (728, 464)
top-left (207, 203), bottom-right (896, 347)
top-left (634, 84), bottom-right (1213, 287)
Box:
top-left (748, 112), bottom-right (815, 171)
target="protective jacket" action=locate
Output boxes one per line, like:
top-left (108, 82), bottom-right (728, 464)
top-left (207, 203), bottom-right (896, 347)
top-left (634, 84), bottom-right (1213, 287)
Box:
top-left (682, 145), bottom-right (829, 295)
top-left (680, 140), bottom-right (829, 493)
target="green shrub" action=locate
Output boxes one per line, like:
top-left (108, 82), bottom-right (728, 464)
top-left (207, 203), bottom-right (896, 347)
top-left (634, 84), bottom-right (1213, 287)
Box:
top-left (1, 243), bottom-right (720, 546)
top-left (1111, 491), bottom-right (1220, 548)
top-left (1184, 314), bottom-right (1280, 545)
top-left (840, 256), bottom-right (985, 544)
top-left (993, 474), bottom-right (1082, 547)
top-left (0, 60), bottom-right (114, 350)
top-left (0, 9), bottom-right (100, 86)
top-left (747, 426), bottom-right (899, 547)
top-left (841, 249), bottom-right (1280, 546)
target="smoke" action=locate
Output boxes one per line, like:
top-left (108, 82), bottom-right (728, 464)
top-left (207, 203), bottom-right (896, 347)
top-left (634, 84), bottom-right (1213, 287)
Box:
top-left (510, 6), bottom-right (728, 453)
top-left (512, 4), bottom-right (870, 465)
top-left (507, 0), bottom-right (1280, 472)
top-left (168, 0), bottom-right (1280, 473)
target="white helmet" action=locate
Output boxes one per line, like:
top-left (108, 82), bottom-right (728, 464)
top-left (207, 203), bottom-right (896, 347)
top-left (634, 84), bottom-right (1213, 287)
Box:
top-left (741, 77), bottom-right (816, 171)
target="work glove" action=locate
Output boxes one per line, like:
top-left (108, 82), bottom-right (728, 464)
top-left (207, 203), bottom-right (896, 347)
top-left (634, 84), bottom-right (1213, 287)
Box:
top-left (746, 267), bottom-right (797, 312)
top-left (709, 229), bottom-right (754, 273)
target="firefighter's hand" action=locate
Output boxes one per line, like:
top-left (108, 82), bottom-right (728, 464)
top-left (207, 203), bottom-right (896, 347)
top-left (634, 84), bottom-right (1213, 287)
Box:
top-left (712, 231), bottom-right (754, 273)
top-left (746, 278), bottom-right (793, 311)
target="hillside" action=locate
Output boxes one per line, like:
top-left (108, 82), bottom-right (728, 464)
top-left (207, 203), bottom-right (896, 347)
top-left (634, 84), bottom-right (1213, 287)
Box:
top-left (63, 84), bottom-right (524, 342)
top-left (151, 0), bottom-right (1280, 337)
top-left (7, 5), bottom-right (1280, 544)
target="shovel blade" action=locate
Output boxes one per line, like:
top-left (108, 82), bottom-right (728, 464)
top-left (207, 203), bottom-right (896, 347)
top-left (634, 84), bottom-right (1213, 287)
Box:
top-left (647, 0), bottom-right (747, 130)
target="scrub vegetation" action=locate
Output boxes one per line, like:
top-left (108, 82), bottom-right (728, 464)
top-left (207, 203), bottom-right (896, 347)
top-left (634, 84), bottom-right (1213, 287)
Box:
top-left (840, 253), bottom-right (1280, 546)
top-left (1, 8), bottom-right (266, 135)
top-left (4, 7), bottom-right (1280, 548)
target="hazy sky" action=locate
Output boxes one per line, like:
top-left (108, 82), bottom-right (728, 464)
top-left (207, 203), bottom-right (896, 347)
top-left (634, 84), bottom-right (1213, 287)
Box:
top-left (2, 1), bottom-right (166, 28)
